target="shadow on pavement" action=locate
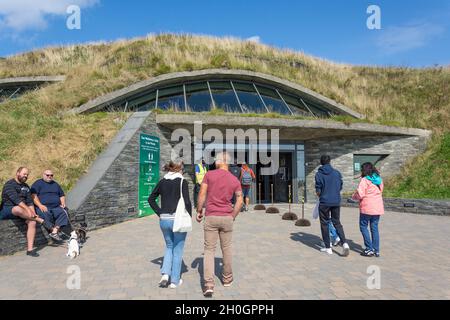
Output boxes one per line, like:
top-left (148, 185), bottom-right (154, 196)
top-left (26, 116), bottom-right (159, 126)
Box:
top-left (191, 257), bottom-right (224, 291)
top-left (290, 232), bottom-right (364, 256)
top-left (150, 256), bottom-right (189, 275)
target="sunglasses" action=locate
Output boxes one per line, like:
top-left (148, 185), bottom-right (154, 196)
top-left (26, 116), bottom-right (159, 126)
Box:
top-left (45, 174), bottom-right (54, 177)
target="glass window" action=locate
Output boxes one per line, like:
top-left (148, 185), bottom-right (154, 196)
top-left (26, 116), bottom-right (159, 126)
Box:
top-left (209, 81), bottom-right (242, 113)
top-left (353, 155), bottom-right (388, 175)
top-left (157, 86), bottom-right (185, 111)
top-left (256, 85), bottom-right (291, 115)
top-left (185, 82), bottom-right (212, 112)
top-left (302, 99), bottom-right (331, 117)
top-left (279, 92), bottom-right (311, 116)
top-left (128, 91), bottom-right (156, 112)
top-left (233, 82), bottom-right (267, 114)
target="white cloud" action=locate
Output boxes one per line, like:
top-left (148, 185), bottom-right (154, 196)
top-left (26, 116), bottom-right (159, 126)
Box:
top-left (246, 35), bottom-right (261, 43)
top-left (0, 0), bottom-right (98, 31)
top-left (376, 23), bottom-right (445, 54)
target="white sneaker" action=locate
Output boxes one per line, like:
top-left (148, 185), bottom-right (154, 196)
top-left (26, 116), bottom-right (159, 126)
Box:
top-left (159, 274), bottom-right (169, 287)
top-left (320, 247), bottom-right (333, 255)
top-left (342, 243), bottom-right (350, 257)
top-left (169, 279), bottom-right (183, 289)
top-left (333, 237), bottom-right (341, 246)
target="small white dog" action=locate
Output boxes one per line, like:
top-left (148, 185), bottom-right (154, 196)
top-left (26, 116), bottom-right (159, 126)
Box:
top-left (67, 231), bottom-right (80, 259)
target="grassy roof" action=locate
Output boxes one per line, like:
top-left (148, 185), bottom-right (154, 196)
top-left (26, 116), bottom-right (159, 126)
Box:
top-left (0, 34), bottom-right (448, 198)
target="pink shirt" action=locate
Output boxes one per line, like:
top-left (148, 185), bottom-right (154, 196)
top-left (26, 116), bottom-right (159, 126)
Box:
top-left (352, 178), bottom-right (385, 215)
top-left (202, 169), bottom-right (242, 216)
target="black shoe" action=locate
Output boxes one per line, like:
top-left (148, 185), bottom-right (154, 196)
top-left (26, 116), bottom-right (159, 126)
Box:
top-left (374, 252), bottom-right (380, 257)
top-left (26, 250), bottom-right (39, 257)
top-left (361, 249), bottom-right (374, 257)
top-left (49, 232), bottom-right (63, 242)
top-left (58, 231), bottom-right (69, 240)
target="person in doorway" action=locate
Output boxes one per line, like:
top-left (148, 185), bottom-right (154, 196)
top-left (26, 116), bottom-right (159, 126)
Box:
top-left (352, 162), bottom-right (384, 257)
top-left (228, 163), bottom-right (241, 206)
top-left (239, 162), bottom-right (255, 211)
top-left (148, 161), bottom-right (192, 288)
top-left (315, 155), bottom-right (350, 256)
top-left (193, 158), bottom-right (208, 208)
top-left (196, 152), bottom-right (243, 297)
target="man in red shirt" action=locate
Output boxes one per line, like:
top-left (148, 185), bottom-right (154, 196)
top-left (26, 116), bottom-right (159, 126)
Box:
top-left (196, 151), bottom-right (243, 297)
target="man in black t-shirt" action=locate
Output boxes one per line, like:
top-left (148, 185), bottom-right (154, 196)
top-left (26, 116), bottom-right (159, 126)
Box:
top-left (0, 167), bottom-right (54, 257)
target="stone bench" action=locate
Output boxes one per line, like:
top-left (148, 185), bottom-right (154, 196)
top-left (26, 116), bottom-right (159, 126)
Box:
top-left (0, 210), bottom-right (81, 256)
top-left (0, 219), bottom-right (53, 256)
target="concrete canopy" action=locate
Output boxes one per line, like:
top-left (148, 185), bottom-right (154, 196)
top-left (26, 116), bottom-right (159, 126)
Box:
top-left (70, 69), bottom-right (364, 118)
top-left (0, 75), bottom-right (66, 88)
top-left (156, 113), bottom-right (431, 140)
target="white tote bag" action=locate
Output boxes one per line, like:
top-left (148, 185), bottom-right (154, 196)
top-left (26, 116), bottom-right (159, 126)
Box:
top-left (173, 178), bottom-right (192, 233)
top-left (312, 200), bottom-right (320, 220)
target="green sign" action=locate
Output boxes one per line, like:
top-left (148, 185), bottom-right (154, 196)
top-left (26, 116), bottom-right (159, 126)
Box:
top-left (138, 133), bottom-right (160, 217)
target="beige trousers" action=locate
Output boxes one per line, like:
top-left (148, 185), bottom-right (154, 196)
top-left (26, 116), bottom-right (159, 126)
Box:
top-left (203, 215), bottom-right (234, 286)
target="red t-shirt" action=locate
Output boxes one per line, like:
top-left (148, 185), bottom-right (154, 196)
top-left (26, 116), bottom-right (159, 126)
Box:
top-left (202, 169), bottom-right (242, 216)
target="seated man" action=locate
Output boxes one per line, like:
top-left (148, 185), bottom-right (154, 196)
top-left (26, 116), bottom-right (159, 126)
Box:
top-left (31, 169), bottom-right (69, 242)
top-left (0, 167), bottom-right (54, 257)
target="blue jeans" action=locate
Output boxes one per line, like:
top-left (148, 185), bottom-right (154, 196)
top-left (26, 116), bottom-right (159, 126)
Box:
top-left (159, 219), bottom-right (187, 285)
top-left (359, 214), bottom-right (380, 253)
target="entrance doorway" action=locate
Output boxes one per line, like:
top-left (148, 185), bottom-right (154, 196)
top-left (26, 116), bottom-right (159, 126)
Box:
top-left (255, 152), bottom-right (293, 203)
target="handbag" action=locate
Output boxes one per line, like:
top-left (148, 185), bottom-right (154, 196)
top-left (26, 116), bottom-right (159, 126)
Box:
top-left (312, 200), bottom-right (320, 220)
top-left (173, 177), bottom-right (192, 232)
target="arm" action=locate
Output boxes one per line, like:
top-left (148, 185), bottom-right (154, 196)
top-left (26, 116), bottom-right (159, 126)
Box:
top-left (182, 180), bottom-right (192, 216)
top-left (352, 179), bottom-right (366, 200)
top-left (231, 190), bottom-right (244, 220)
top-left (196, 183), bottom-right (208, 222)
top-left (31, 194), bottom-right (48, 212)
top-left (60, 196), bottom-right (66, 208)
top-left (315, 173), bottom-right (322, 197)
top-left (58, 184), bottom-right (66, 208)
top-left (148, 181), bottom-right (162, 216)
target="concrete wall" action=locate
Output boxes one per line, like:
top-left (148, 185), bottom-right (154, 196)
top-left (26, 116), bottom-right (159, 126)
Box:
top-left (304, 135), bottom-right (429, 202)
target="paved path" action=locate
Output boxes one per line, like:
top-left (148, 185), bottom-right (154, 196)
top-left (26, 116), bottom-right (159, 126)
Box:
top-left (1, 204), bottom-right (449, 300)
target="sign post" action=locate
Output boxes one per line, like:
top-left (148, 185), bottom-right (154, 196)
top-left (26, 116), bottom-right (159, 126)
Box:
top-left (138, 133), bottom-right (160, 217)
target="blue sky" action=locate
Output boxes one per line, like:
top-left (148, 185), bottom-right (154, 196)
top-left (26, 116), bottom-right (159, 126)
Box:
top-left (1, 0), bottom-right (449, 67)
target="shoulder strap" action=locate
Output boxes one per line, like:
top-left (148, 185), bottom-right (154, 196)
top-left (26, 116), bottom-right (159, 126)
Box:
top-left (179, 177), bottom-right (184, 201)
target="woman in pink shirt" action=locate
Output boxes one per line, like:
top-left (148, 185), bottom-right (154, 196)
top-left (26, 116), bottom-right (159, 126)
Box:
top-left (352, 162), bottom-right (384, 257)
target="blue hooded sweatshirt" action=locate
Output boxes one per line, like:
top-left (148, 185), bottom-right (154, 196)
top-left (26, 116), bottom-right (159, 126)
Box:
top-left (315, 164), bottom-right (343, 206)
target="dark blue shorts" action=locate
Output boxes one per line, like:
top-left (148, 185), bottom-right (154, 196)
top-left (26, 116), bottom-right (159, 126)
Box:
top-left (0, 206), bottom-right (16, 220)
top-left (242, 187), bottom-right (251, 198)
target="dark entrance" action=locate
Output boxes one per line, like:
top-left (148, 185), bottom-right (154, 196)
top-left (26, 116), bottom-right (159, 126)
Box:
top-left (256, 152), bottom-right (293, 203)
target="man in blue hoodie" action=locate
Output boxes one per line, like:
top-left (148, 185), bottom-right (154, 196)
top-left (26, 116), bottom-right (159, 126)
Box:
top-left (315, 155), bottom-right (350, 256)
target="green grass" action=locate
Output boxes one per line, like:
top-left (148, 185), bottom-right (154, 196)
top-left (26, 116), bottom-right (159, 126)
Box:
top-left (384, 132), bottom-right (450, 199)
top-left (0, 33), bottom-right (448, 198)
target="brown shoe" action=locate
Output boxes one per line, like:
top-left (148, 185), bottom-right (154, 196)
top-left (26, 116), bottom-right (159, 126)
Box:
top-left (203, 285), bottom-right (214, 297)
top-left (223, 277), bottom-right (233, 287)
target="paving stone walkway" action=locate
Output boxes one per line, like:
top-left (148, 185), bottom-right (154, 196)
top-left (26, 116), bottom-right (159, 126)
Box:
top-left (1, 204), bottom-right (449, 300)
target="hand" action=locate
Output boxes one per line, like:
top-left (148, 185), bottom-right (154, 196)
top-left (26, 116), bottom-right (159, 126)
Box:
top-left (39, 205), bottom-right (48, 213)
top-left (196, 212), bottom-right (203, 223)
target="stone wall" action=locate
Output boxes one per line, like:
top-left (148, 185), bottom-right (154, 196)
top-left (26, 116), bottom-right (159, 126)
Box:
top-left (70, 112), bottom-right (195, 230)
top-left (304, 135), bottom-right (429, 202)
top-left (342, 198), bottom-right (450, 216)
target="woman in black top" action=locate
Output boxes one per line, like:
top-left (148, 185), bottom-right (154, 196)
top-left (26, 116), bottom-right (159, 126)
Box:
top-left (148, 161), bottom-right (192, 288)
